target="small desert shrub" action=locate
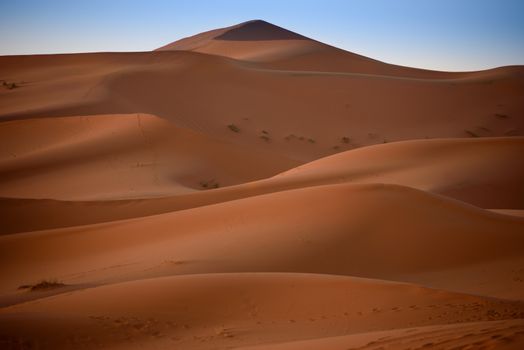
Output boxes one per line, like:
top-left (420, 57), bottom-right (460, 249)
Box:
top-left (260, 135), bottom-right (270, 142)
top-left (341, 136), bottom-right (350, 144)
top-left (261, 130), bottom-right (269, 135)
top-left (307, 138), bottom-right (315, 144)
top-left (2, 81), bottom-right (17, 89)
top-left (495, 113), bottom-right (509, 119)
top-left (464, 129), bottom-right (479, 137)
top-left (227, 124), bottom-right (240, 133)
top-left (332, 145), bottom-right (340, 150)
top-left (199, 179), bottom-right (219, 189)
top-left (19, 279), bottom-right (65, 292)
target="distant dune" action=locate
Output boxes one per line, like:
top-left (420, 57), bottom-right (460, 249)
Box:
top-left (1, 20), bottom-right (523, 349)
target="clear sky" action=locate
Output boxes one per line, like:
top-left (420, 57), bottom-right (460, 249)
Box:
top-left (1, 0), bottom-right (523, 71)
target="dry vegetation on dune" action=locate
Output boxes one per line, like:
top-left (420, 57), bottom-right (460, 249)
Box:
top-left (18, 280), bottom-right (66, 292)
top-left (1, 80), bottom-right (18, 90)
top-left (0, 19), bottom-right (524, 350)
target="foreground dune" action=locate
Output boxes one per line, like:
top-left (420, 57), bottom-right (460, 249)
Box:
top-left (1, 19), bottom-right (523, 349)
top-left (2, 183), bottom-right (523, 305)
top-left (238, 319), bottom-right (524, 350)
top-left (1, 273), bottom-right (523, 349)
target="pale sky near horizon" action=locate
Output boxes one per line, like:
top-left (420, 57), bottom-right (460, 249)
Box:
top-left (1, 0), bottom-right (523, 71)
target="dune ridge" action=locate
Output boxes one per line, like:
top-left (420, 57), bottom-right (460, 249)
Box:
top-left (1, 136), bottom-right (522, 235)
top-left (2, 182), bottom-right (524, 304)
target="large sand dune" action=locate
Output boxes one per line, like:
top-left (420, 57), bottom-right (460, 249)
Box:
top-left (0, 114), bottom-right (296, 200)
top-left (2, 136), bottom-right (522, 235)
top-left (1, 274), bottom-right (524, 349)
top-left (1, 183), bottom-right (524, 302)
top-left (1, 20), bottom-right (523, 349)
top-left (2, 36), bottom-right (523, 162)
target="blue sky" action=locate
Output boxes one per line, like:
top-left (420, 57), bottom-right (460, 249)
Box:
top-left (1, 0), bottom-right (523, 71)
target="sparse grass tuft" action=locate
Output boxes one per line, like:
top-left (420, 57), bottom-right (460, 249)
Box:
top-left (19, 279), bottom-right (65, 292)
top-left (2, 81), bottom-right (18, 89)
top-left (283, 134), bottom-right (316, 144)
top-left (199, 179), bottom-right (219, 189)
top-left (227, 124), bottom-right (240, 133)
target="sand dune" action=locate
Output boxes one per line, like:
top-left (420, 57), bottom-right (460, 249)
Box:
top-left (238, 319), bottom-right (524, 350)
top-left (1, 48), bottom-right (523, 163)
top-left (275, 137), bottom-right (524, 208)
top-left (0, 114), bottom-right (296, 200)
top-left (156, 19), bottom-right (319, 63)
top-left (2, 183), bottom-right (524, 304)
top-left (1, 19), bottom-right (523, 349)
top-left (157, 20), bottom-right (506, 79)
top-left (2, 137), bottom-right (522, 235)
top-left (1, 273), bottom-right (523, 349)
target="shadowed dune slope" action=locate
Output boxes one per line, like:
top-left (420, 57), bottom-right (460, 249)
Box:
top-left (0, 114), bottom-right (297, 200)
top-left (1, 137), bottom-right (523, 235)
top-left (275, 137), bottom-right (524, 209)
top-left (1, 50), bottom-right (523, 162)
top-left (156, 20), bottom-right (511, 79)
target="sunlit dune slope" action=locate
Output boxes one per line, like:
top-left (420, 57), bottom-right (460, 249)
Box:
top-left (2, 183), bottom-right (523, 302)
top-left (1, 47), bottom-right (523, 163)
top-left (2, 137), bottom-right (522, 235)
top-left (1, 274), bottom-right (523, 349)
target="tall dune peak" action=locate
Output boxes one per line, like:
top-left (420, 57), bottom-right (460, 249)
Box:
top-left (156, 20), bottom-right (311, 51)
top-left (213, 19), bottom-right (309, 41)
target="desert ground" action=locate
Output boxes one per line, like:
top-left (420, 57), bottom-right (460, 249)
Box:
top-left (1, 20), bottom-right (524, 349)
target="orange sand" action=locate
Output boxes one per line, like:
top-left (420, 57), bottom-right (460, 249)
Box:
top-left (1, 20), bottom-right (523, 349)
